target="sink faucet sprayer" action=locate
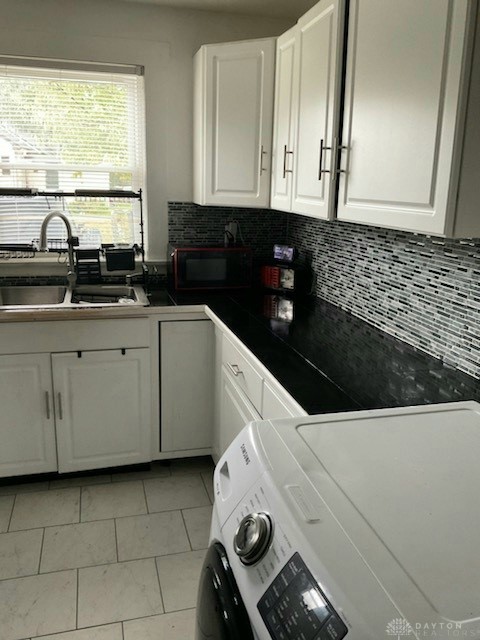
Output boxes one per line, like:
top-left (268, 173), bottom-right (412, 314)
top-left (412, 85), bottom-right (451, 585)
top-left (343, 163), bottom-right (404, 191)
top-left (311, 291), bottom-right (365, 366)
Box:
top-left (39, 211), bottom-right (79, 286)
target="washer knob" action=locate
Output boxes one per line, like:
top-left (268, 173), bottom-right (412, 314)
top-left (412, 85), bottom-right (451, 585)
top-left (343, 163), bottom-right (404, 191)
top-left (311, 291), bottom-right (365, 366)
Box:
top-left (234, 512), bottom-right (274, 566)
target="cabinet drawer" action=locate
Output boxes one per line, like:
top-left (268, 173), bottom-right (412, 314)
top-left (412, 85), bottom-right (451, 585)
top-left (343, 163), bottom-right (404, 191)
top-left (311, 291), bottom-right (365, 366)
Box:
top-left (0, 318), bottom-right (150, 354)
top-left (222, 334), bottom-right (263, 413)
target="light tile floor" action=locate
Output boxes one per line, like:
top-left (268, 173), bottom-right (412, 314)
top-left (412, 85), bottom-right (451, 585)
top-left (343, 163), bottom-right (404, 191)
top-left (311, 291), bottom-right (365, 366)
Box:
top-left (0, 456), bottom-right (214, 640)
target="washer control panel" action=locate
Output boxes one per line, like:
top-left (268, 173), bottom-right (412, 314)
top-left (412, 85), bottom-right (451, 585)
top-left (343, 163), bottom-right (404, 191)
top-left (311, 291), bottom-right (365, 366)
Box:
top-left (258, 553), bottom-right (348, 640)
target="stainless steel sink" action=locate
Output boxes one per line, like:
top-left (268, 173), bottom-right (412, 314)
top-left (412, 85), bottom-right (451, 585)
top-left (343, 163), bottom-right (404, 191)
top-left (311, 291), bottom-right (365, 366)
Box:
top-left (0, 286), bottom-right (67, 308)
top-left (68, 284), bottom-right (149, 307)
top-left (0, 284), bottom-right (149, 309)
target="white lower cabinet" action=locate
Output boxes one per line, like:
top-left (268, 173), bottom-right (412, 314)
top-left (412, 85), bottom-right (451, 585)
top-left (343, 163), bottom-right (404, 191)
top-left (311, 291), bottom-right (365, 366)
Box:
top-left (0, 353), bottom-right (57, 477)
top-left (52, 349), bottom-right (151, 473)
top-left (262, 380), bottom-right (299, 420)
top-left (213, 325), bottom-right (307, 461)
top-left (219, 365), bottom-right (261, 459)
top-left (160, 320), bottom-right (214, 453)
top-left (0, 314), bottom-right (307, 477)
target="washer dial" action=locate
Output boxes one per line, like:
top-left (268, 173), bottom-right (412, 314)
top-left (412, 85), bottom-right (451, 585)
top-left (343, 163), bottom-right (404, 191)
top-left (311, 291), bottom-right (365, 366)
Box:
top-left (234, 512), bottom-right (274, 566)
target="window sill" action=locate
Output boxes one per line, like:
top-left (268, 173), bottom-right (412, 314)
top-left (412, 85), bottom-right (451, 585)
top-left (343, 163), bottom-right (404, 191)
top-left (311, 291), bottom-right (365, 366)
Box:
top-left (0, 257), bottom-right (167, 276)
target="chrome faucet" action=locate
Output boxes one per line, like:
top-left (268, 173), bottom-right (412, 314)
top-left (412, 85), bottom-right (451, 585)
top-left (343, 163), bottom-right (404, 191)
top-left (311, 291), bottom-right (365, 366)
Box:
top-left (125, 262), bottom-right (149, 288)
top-left (39, 211), bottom-right (78, 286)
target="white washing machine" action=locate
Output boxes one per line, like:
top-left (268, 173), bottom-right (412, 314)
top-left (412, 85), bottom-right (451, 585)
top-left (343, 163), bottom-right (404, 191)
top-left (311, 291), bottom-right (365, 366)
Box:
top-left (196, 401), bottom-right (480, 640)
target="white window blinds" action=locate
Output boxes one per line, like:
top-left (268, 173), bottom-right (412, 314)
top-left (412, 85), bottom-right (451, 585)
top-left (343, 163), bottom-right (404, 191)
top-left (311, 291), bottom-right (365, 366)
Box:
top-left (0, 63), bottom-right (145, 247)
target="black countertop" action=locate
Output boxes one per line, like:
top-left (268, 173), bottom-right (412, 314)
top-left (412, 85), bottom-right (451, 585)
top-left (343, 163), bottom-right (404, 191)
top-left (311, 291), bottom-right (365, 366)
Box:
top-left (154, 289), bottom-right (480, 415)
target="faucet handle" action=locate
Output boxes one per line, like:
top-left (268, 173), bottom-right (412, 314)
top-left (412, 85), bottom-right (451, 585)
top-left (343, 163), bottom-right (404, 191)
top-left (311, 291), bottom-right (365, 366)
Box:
top-left (68, 236), bottom-right (80, 247)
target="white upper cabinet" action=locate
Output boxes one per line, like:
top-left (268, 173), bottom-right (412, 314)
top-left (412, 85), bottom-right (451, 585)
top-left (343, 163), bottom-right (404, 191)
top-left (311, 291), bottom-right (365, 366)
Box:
top-left (271, 0), bottom-right (345, 218)
top-left (337, 0), bottom-right (479, 237)
top-left (194, 38), bottom-right (275, 208)
top-left (291, 0), bottom-right (345, 218)
top-left (271, 27), bottom-right (297, 212)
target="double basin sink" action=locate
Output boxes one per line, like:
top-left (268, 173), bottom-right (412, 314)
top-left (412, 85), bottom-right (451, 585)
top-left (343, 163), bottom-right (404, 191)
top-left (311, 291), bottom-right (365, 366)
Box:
top-left (0, 284), bottom-right (150, 310)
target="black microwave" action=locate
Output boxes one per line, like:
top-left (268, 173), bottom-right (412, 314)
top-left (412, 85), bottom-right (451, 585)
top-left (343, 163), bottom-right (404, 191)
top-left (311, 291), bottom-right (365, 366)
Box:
top-left (169, 245), bottom-right (252, 291)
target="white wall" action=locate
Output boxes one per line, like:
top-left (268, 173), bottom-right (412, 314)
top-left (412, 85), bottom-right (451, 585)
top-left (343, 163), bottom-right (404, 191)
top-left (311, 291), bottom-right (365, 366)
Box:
top-left (0, 0), bottom-right (292, 261)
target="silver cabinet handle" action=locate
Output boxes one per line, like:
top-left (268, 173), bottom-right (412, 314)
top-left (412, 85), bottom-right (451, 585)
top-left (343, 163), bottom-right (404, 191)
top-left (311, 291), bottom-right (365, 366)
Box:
top-left (57, 392), bottom-right (63, 420)
top-left (282, 145), bottom-right (293, 178)
top-left (318, 138), bottom-right (332, 181)
top-left (259, 145), bottom-right (267, 175)
top-left (227, 362), bottom-right (242, 377)
top-left (334, 137), bottom-right (347, 176)
top-left (45, 391), bottom-right (50, 420)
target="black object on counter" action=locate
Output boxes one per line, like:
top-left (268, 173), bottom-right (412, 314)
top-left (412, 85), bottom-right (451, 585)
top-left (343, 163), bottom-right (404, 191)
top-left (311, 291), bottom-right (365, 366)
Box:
top-left (75, 249), bottom-right (102, 284)
top-left (105, 247), bottom-right (136, 271)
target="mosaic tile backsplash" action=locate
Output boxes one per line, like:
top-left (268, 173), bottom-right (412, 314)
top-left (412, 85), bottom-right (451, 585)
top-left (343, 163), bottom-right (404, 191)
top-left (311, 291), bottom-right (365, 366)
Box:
top-left (168, 202), bottom-right (288, 256)
top-left (287, 214), bottom-right (480, 380)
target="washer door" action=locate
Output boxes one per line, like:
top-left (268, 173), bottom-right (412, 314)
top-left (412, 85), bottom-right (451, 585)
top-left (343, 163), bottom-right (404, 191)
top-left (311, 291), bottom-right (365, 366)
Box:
top-left (196, 541), bottom-right (254, 640)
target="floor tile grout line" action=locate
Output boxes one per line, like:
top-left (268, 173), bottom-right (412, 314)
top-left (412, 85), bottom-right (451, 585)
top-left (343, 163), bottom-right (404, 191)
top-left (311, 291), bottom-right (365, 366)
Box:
top-left (0, 502), bottom-right (212, 536)
top-left (37, 527), bottom-right (46, 575)
top-left (197, 471), bottom-right (212, 504)
top-left (70, 606), bottom-right (198, 634)
top-left (180, 509), bottom-right (193, 551)
top-left (122, 604), bottom-right (197, 625)
top-left (1, 501), bottom-right (210, 536)
top-left (29, 620), bottom-right (123, 638)
top-left (4, 503), bottom-right (195, 535)
top-left (0, 546), bottom-right (209, 583)
top-left (141, 479), bottom-right (149, 515)
top-left (114, 518), bottom-right (120, 563)
top-left (7, 493), bottom-right (16, 532)
top-left (2, 518), bottom-right (117, 536)
top-left (0, 565), bottom-right (81, 583)
top-left (154, 556), bottom-right (166, 615)
top-left (76, 567), bottom-right (80, 629)
top-left (200, 473), bottom-right (214, 505)
top-left (78, 486), bottom-right (83, 525)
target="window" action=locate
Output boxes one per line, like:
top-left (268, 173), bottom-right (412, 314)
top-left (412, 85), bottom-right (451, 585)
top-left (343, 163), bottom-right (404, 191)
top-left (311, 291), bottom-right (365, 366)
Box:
top-left (0, 62), bottom-right (145, 248)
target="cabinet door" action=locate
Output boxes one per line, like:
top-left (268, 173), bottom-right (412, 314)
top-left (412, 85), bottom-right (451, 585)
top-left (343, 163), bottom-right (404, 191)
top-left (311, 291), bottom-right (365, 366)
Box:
top-left (160, 321), bottom-right (214, 452)
top-left (219, 366), bottom-right (261, 458)
top-left (0, 354), bottom-right (57, 477)
top-left (52, 349), bottom-right (151, 473)
top-left (271, 27), bottom-right (297, 212)
top-left (291, 0), bottom-right (345, 219)
top-left (337, 0), bottom-right (470, 235)
top-left (201, 39), bottom-right (275, 208)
